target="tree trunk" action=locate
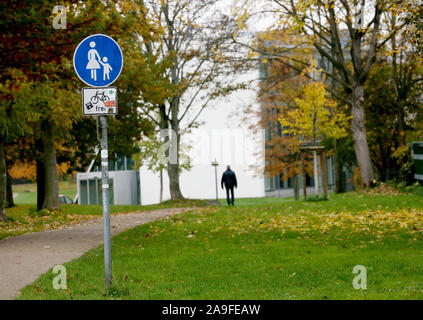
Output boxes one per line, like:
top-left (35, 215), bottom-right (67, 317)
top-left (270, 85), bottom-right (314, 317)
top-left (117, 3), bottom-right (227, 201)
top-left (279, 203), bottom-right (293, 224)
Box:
top-left (313, 150), bottom-right (318, 194)
top-left (0, 139), bottom-right (8, 221)
top-left (158, 103), bottom-right (184, 201)
top-left (334, 139), bottom-right (343, 193)
top-left (6, 170), bottom-right (14, 208)
top-left (41, 121), bottom-right (60, 210)
top-left (167, 131), bottom-right (184, 200)
top-left (321, 151), bottom-right (328, 199)
top-left (169, 98), bottom-right (184, 200)
top-left (168, 163), bottom-right (183, 200)
top-left (293, 174), bottom-right (299, 200)
top-left (301, 152), bottom-right (307, 199)
top-left (35, 137), bottom-right (45, 211)
top-left (350, 85), bottom-right (375, 187)
top-left (36, 158), bottom-right (45, 211)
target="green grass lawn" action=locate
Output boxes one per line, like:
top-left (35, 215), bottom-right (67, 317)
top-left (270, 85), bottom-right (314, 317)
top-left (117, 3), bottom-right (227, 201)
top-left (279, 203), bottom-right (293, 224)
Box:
top-left (218, 196), bottom-right (293, 206)
top-left (17, 192), bottom-right (423, 300)
top-left (13, 181), bottom-right (77, 204)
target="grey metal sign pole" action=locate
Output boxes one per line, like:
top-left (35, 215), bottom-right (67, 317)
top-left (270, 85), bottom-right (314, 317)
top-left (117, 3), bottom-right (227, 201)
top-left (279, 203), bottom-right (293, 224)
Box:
top-left (100, 115), bottom-right (112, 286)
top-left (74, 33), bottom-right (122, 288)
top-left (212, 160), bottom-right (219, 201)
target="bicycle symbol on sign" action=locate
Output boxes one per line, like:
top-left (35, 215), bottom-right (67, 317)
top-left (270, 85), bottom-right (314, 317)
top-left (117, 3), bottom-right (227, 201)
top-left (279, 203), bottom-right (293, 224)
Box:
top-left (91, 91), bottom-right (110, 105)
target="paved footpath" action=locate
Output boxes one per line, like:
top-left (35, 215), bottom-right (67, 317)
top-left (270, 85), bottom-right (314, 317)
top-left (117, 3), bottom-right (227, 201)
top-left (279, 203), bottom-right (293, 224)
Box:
top-left (0, 208), bottom-right (194, 300)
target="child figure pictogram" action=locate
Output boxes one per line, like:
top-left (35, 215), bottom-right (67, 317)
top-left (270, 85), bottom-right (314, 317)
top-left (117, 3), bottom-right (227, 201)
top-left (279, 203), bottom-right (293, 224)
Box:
top-left (99, 57), bottom-right (113, 81)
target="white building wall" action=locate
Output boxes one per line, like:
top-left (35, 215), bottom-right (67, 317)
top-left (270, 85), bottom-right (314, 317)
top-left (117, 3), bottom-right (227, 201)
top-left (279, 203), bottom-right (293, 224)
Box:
top-left (139, 75), bottom-right (265, 205)
top-left (140, 164), bottom-right (264, 205)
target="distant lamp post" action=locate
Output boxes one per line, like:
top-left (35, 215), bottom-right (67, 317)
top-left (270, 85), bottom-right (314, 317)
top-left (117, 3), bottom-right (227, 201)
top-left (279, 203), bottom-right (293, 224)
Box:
top-left (211, 159), bottom-right (219, 200)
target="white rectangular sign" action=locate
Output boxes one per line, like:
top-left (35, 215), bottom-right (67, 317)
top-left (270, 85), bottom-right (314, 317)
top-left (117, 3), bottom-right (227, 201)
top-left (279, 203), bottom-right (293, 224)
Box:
top-left (82, 87), bottom-right (118, 115)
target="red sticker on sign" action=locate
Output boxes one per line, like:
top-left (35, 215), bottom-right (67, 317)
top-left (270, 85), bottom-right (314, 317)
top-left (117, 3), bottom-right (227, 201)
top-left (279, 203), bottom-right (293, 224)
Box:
top-left (104, 100), bottom-right (116, 107)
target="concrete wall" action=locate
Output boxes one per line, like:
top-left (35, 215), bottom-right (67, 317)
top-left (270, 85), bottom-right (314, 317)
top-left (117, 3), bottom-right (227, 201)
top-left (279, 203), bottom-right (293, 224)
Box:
top-left (77, 170), bottom-right (139, 205)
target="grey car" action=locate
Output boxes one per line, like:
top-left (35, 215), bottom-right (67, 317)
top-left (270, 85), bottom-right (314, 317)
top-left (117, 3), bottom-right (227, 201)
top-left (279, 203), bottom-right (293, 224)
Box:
top-left (59, 195), bottom-right (74, 205)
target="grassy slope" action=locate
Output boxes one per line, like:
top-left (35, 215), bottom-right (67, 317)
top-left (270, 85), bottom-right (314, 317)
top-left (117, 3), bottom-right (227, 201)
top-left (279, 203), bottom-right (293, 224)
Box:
top-left (18, 192), bottom-right (423, 300)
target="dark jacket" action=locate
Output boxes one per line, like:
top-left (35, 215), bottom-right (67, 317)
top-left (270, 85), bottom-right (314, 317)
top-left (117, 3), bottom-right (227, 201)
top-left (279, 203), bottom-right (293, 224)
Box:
top-left (221, 169), bottom-right (237, 189)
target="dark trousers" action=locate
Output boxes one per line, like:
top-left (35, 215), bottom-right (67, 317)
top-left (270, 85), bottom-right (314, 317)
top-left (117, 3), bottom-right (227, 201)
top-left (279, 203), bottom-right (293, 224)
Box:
top-left (225, 186), bottom-right (234, 205)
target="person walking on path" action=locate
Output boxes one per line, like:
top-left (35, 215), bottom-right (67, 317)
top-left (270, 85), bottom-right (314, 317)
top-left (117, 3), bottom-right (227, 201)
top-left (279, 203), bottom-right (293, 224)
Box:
top-left (221, 166), bottom-right (237, 206)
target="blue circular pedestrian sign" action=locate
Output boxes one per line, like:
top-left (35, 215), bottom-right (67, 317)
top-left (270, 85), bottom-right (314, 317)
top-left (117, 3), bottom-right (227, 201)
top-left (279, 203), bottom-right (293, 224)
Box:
top-left (73, 34), bottom-right (123, 87)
